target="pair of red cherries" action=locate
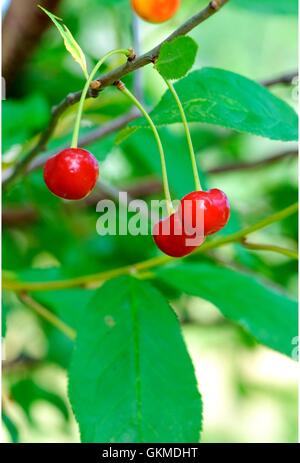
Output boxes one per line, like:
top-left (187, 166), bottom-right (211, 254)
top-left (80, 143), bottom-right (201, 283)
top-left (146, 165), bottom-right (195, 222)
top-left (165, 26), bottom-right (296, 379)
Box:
top-left (44, 148), bottom-right (230, 258)
top-left (153, 188), bottom-right (230, 257)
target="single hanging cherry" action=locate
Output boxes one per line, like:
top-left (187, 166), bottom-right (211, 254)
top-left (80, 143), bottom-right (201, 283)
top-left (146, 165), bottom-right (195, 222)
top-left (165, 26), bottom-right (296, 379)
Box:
top-left (43, 49), bottom-right (133, 200)
top-left (131, 0), bottom-right (181, 23)
top-left (44, 148), bottom-right (99, 200)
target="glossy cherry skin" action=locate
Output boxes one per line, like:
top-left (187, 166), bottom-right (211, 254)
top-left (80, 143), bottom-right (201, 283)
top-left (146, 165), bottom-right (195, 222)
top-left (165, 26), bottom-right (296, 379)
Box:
top-left (44, 148), bottom-right (99, 200)
top-left (131, 0), bottom-right (180, 23)
top-left (181, 189), bottom-right (230, 236)
top-left (153, 211), bottom-right (205, 258)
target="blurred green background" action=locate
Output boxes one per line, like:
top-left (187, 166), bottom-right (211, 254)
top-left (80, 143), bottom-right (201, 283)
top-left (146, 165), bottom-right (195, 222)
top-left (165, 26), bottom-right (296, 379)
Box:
top-left (2, 0), bottom-right (298, 443)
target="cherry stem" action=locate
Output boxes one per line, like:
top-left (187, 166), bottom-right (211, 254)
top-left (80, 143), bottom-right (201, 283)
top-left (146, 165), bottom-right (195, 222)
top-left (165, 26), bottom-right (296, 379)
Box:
top-left (19, 292), bottom-right (76, 340)
top-left (71, 48), bottom-right (132, 149)
top-left (117, 82), bottom-right (174, 215)
top-left (164, 79), bottom-right (202, 191)
top-left (241, 241), bottom-right (298, 260)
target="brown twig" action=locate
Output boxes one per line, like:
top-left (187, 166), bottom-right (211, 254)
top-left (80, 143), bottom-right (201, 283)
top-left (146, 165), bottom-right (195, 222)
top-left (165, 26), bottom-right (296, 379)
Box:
top-left (262, 71), bottom-right (298, 87)
top-left (86, 0), bottom-right (229, 90)
top-left (6, 2), bottom-right (296, 189)
top-left (28, 110), bottom-right (140, 174)
top-left (2, 92), bottom-right (81, 186)
top-left (2, 178), bottom-right (162, 226)
top-left (3, 147), bottom-right (297, 227)
top-left (2, 0), bottom-right (229, 189)
top-left (2, 207), bottom-right (39, 227)
top-left (2, 354), bottom-right (41, 373)
top-left (208, 150), bottom-right (298, 174)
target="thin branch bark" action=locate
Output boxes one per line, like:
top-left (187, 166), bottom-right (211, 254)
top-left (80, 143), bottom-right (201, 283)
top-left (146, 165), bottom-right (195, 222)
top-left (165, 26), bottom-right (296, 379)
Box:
top-left (208, 150), bottom-right (298, 174)
top-left (89, 0), bottom-right (230, 90)
top-left (2, 92), bottom-right (81, 186)
top-left (2, 207), bottom-right (39, 227)
top-left (6, 2), bottom-right (296, 188)
top-left (2, 178), bottom-right (162, 226)
top-left (2, 111), bottom-right (139, 183)
top-left (262, 71), bottom-right (298, 87)
top-left (26, 110), bottom-right (140, 175)
top-left (2, 0), bottom-right (229, 189)
top-left (2, 148), bottom-right (297, 227)
top-left (4, 73), bottom-right (296, 186)
top-left (2, 354), bottom-right (41, 373)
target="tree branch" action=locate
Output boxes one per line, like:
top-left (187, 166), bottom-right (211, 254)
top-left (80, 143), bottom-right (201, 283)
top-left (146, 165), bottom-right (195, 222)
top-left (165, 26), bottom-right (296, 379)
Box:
top-left (208, 150), bottom-right (298, 174)
top-left (26, 110), bottom-right (140, 175)
top-left (262, 71), bottom-right (298, 87)
top-left (2, 111), bottom-right (139, 184)
top-left (2, 354), bottom-right (41, 373)
top-left (6, 2), bottom-right (296, 188)
top-left (2, 0), bottom-right (229, 189)
top-left (4, 76), bottom-right (296, 185)
top-left (2, 206), bottom-right (39, 227)
top-left (2, 147), bottom-right (297, 227)
top-left (2, 177), bottom-right (162, 226)
top-left (89, 0), bottom-right (230, 90)
top-left (2, 91), bottom-right (81, 186)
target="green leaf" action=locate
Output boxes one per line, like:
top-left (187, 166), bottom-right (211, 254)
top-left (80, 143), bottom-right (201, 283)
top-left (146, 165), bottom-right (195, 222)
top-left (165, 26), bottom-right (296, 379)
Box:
top-left (155, 36), bottom-right (198, 80)
top-left (157, 263), bottom-right (298, 358)
top-left (69, 276), bottom-right (202, 443)
top-left (233, 0), bottom-right (298, 15)
top-left (131, 68), bottom-right (298, 142)
top-left (39, 6), bottom-right (88, 79)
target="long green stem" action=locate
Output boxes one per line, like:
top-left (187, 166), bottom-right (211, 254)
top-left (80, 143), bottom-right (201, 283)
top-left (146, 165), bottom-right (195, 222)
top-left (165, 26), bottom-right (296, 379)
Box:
top-left (242, 242), bottom-right (298, 260)
top-left (164, 79), bottom-right (202, 191)
top-left (3, 203), bottom-right (298, 292)
top-left (117, 82), bottom-right (173, 215)
top-left (19, 293), bottom-right (76, 340)
top-left (71, 49), bottom-right (131, 149)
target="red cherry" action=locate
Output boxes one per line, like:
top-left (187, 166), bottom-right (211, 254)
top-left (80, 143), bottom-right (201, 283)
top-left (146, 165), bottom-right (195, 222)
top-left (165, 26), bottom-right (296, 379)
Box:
top-left (44, 148), bottom-right (99, 200)
top-left (153, 211), bottom-right (205, 258)
top-left (131, 0), bottom-right (180, 23)
top-left (181, 189), bottom-right (230, 236)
